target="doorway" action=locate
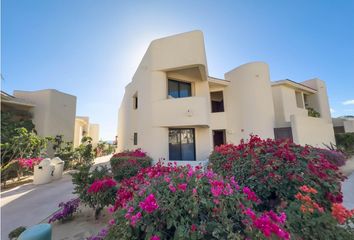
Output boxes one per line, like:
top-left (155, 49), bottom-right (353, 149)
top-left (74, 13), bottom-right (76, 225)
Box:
top-left (213, 130), bottom-right (226, 147)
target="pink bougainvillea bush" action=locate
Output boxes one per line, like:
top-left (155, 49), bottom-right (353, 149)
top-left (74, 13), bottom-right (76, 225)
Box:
top-left (18, 157), bottom-right (43, 169)
top-left (110, 149), bottom-right (152, 181)
top-left (71, 165), bottom-right (117, 219)
top-left (209, 136), bottom-right (345, 210)
top-left (104, 163), bottom-right (290, 240)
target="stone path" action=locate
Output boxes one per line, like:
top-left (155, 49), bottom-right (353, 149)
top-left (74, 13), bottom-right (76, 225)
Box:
top-left (0, 155), bottom-right (112, 240)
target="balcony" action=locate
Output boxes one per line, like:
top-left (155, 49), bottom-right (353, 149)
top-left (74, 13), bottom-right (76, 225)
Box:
top-left (152, 96), bottom-right (210, 127)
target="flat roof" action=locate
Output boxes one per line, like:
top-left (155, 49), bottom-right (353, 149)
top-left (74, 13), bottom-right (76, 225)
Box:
top-left (1, 91), bottom-right (36, 107)
top-left (271, 79), bottom-right (317, 94)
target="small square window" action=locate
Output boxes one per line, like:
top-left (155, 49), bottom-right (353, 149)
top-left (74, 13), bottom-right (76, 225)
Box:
top-left (133, 132), bottom-right (138, 145)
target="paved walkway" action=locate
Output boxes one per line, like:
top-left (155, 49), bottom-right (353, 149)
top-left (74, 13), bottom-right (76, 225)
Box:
top-left (0, 155), bottom-right (112, 240)
top-left (343, 172), bottom-right (354, 209)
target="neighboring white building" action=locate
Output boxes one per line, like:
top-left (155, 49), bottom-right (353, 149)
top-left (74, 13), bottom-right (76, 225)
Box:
top-left (12, 89), bottom-right (77, 143)
top-left (74, 116), bottom-right (100, 147)
top-left (333, 116), bottom-right (354, 134)
top-left (117, 30), bottom-right (335, 164)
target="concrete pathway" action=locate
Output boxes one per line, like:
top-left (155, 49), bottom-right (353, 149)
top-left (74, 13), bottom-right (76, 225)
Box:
top-left (343, 172), bottom-right (354, 210)
top-left (0, 155), bottom-right (112, 240)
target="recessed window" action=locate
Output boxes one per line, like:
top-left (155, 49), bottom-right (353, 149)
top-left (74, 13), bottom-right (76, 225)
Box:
top-left (133, 132), bottom-right (138, 145)
top-left (133, 93), bottom-right (138, 109)
top-left (210, 91), bottom-right (224, 112)
top-left (169, 128), bottom-right (195, 161)
top-left (168, 80), bottom-right (191, 98)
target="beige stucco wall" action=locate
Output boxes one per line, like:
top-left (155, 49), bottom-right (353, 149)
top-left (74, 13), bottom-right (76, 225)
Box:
top-left (89, 124), bottom-right (100, 147)
top-left (291, 115), bottom-right (335, 147)
top-left (272, 85), bottom-right (308, 125)
top-left (13, 89), bottom-right (76, 143)
top-left (224, 62), bottom-right (275, 143)
top-left (301, 78), bottom-right (332, 123)
top-left (74, 117), bottom-right (100, 147)
top-left (344, 120), bottom-right (354, 133)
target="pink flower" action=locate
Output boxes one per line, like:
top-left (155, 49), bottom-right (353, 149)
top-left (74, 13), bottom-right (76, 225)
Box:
top-left (150, 235), bottom-right (160, 240)
top-left (108, 219), bottom-right (115, 225)
top-left (243, 187), bottom-right (260, 203)
top-left (177, 183), bottom-right (187, 192)
top-left (139, 194), bottom-right (159, 213)
top-left (130, 212), bottom-right (142, 226)
top-left (192, 188), bottom-right (197, 195)
top-left (169, 184), bottom-right (176, 192)
top-left (191, 224), bottom-right (197, 232)
top-left (164, 177), bottom-right (171, 183)
top-left (88, 178), bottom-right (117, 193)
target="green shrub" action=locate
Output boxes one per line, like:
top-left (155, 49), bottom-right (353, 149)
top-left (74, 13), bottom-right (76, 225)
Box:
top-left (8, 226), bottom-right (26, 239)
top-left (307, 107), bottom-right (320, 118)
top-left (110, 149), bottom-right (152, 181)
top-left (335, 132), bottom-right (354, 156)
top-left (71, 165), bottom-right (117, 219)
top-left (209, 136), bottom-right (345, 211)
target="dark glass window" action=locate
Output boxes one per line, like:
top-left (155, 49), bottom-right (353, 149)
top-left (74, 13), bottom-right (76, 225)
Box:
top-left (210, 91), bottom-right (224, 112)
top-left (133, 132), bottom-right (138, 145)
top-left (168, 80), bottom-right (191, 98)
top-left (169, 128), bottom-right (195, 161)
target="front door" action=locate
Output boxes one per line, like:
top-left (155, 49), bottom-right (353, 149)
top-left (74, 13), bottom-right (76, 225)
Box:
top-left (169, 128), bottom-right (196, 161)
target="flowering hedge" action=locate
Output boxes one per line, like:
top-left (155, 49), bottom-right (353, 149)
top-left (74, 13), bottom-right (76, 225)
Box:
top-left (209, 136), bottom-right (345, 210)
top-left (110, 149), bottom-right (152, 181)
top-left (105, 163), bottom-right (290, 240)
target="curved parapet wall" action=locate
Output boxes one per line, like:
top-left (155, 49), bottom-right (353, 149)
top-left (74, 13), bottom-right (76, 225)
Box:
top-left (225, 62), bottom-right (275, 141)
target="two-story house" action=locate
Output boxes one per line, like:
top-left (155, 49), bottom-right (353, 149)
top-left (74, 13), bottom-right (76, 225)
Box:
top-left (117, 30), bottom-right (335, 164)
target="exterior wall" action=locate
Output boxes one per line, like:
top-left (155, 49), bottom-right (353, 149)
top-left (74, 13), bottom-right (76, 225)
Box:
top-left (89, 124), bottom-right (100, 147)
top-left (74, 117), bottom-right (100, 147)
top-left (224, 62), bottom-right (275, 143)
top-left (13, 89), bottom-right (76, 143)
top-left (291, 115), bottom-right (335, 147)
top-left (344, 120), bottom-right (354, 133)
top-left (272, 85), bottom-right (308, 124)
top-left (117, 31), bottom-right (212, 162)
top-left (301, 78), bottom-right (332, 123)
top-left (117, 31), bottom-right (336, 163)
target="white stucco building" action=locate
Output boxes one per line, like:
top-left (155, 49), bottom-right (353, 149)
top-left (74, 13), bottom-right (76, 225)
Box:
top-left (11, 89), bottom-right (77, 143)
top-left (74, 116), bottom-right (100, 147)
top-left (117, 31), bottom-right (335, 164)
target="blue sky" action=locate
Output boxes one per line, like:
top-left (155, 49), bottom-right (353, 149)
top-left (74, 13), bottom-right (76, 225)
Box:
top-left (2, 0), bottom-right (354, 140)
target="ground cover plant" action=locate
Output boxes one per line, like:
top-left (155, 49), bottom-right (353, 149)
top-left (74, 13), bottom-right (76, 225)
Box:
top-left (48, 198), bottom-right (80, 223)
top-left (105, 163), bottom-right (290, 240)
top-left (110, 149), bottom-right (152, 181)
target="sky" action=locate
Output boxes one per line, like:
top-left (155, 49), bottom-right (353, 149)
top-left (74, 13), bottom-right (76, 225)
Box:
top-left (2, 0), bottom-right (354, 140)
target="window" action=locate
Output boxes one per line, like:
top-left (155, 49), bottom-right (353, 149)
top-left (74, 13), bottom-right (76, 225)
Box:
top-left (168, 80), bottom-right (191, 98)
top-left (133, 132), bottom-right (138, 145)
top-left (169, 128), bottom-right (195, 161)
top-left (210, 91), bottom-right (224, 112)
top-left (133, 93), bottom-right (138, 109)
top-left (212, 130), bottom-right (226, 147)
